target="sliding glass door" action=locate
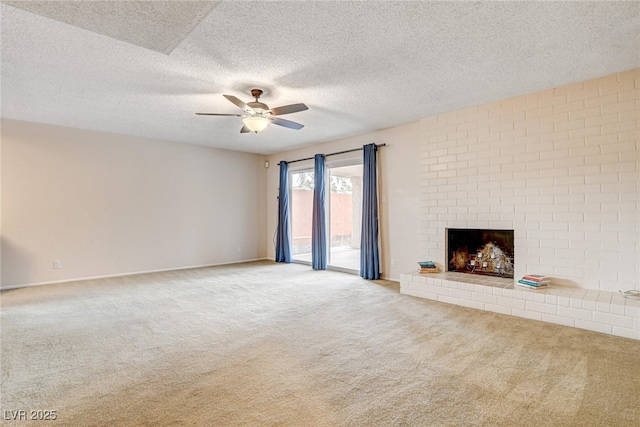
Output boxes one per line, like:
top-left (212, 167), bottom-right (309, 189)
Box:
top-left (290, 161), bottom-right (363, 272)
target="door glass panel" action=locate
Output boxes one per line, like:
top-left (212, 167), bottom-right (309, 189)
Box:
top-left (328, 164), bottom-right (362, 271)
top-left (290, 170), bottom-right (314, 263)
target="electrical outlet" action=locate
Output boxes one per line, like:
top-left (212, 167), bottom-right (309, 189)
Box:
top-left (391, 259), bottom-right (396, 268)
top-left (53, 260), bottom-right (61, 269)
top-left (236, 247), bottom-right (241, 253)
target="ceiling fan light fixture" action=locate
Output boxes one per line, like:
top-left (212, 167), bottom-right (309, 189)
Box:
top-left (197, 89), bottom-right (307, 133)
top-left (242, 116), bottom-right (270, 133)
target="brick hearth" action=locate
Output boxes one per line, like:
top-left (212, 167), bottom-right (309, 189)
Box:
top-left (401, 272), bottom-right (640, 340)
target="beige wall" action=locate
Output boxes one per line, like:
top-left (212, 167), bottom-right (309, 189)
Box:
top-left (3, 70), bottom-right (637, 292)
top-left (1, 119), bottom-right (267, 288)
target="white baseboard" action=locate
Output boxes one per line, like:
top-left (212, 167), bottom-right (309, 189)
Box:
top-left (0, 258), bottom-right (272, 290)
top-left (0, 259), bottom-right (399, 290)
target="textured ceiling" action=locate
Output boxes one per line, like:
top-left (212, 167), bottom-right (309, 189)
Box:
top-left (2, 0), bottom-right (220, 54)
top-left (1, 1), bottom-right (639, 155)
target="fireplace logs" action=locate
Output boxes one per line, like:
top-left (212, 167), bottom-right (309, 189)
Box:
top-left (447, 229), bottom-right (514, 278)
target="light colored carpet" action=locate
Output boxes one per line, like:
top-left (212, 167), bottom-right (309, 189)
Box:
top-left (1, 261), bottom-right (639, 426)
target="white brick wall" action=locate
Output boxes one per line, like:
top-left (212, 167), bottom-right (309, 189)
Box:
top-left (419, 69), bottom-right (640, 293)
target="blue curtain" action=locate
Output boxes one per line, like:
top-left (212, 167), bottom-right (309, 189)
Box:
top-left (312, 154), bottom-right (327, 270)
top-left (275, 161), bottom-right (291, 263)
top-left (360, 144), bottom-right (380, 279)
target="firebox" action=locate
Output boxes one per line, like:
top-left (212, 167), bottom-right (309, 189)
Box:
top-left (446, 228), bottom-right (514, 278)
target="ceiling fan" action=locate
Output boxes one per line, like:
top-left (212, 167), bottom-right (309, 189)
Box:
top-left (196, 89), bottom-right (308, 133)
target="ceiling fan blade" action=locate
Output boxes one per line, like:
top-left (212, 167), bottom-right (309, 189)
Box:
top-left (223, 94), bottom-right (251, 111)
top-left (270, 117), bottom-right (304, 130)
top-left (269, 103), bottom-right (308, 116)
top-left (195, 113), bottom-right (243, 116)
top-left (240, 125), bottom-right (251, 133)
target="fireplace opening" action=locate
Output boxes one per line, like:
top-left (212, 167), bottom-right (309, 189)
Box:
top-left (446, 228), bottom-right (514, 278)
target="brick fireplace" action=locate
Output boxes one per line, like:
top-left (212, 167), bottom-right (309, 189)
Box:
top-left (418, 70), bottom-right (638, 294)
top-left (404, 70), bottom-right (639, 340)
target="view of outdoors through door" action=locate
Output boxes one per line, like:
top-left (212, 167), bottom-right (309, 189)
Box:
top-left (290, 164), bottom-right (362, 272)
top-left (290, 170), bottom-right (314, 262)
top-left (328, 164), bottom-right (362, 271)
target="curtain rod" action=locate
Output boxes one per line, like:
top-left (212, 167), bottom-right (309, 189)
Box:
top-left (277, 143), bottom-right (386, 166)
